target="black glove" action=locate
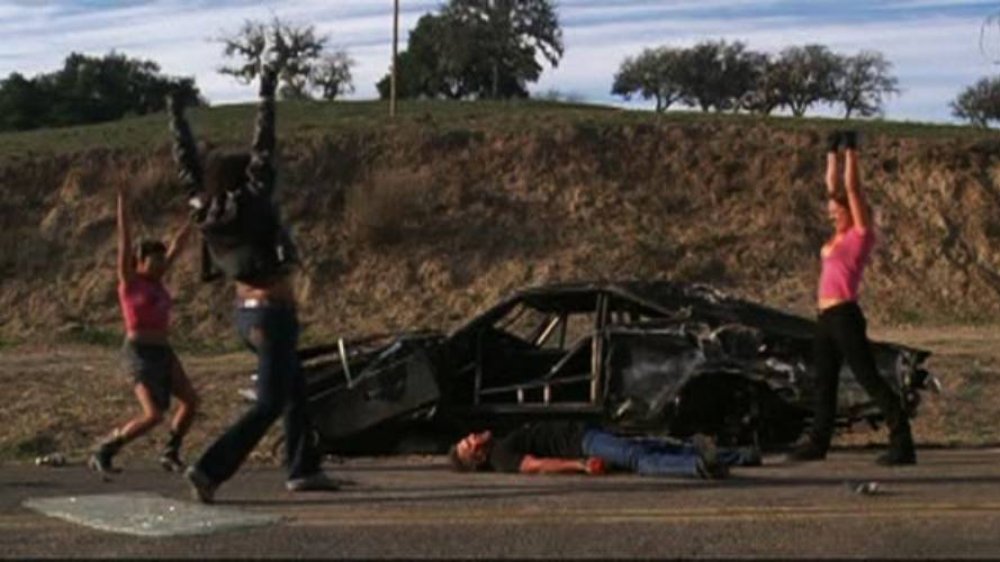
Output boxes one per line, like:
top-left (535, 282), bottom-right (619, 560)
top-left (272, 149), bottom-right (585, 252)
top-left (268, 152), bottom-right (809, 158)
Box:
top-left (842, 130), bottom-right (859, 150)
top-left (825, 130), bottom-right (841, 152)
top-left (166, 89), bottom-right (186, 115)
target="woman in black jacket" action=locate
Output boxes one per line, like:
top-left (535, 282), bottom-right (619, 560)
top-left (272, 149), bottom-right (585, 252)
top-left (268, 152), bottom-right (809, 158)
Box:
top-left (168, 49), bottom-right (336, 503)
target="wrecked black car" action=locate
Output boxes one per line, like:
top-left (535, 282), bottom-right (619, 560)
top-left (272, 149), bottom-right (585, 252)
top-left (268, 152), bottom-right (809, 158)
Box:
top-left (285, 281), bottom-right (938, 454)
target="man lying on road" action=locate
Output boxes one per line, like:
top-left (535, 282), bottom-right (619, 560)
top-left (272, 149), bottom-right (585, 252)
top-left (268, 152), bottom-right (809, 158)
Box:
top-left (448, 420), bottom-right (760, 478)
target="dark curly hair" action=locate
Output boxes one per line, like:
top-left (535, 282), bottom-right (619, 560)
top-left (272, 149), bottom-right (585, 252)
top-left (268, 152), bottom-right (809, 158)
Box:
top-left (202, 150), bottom-right (251, 196)
top-left (828, 190), bottom-right (849, 208)
top-left (447, 444), bottom-right (480, 472)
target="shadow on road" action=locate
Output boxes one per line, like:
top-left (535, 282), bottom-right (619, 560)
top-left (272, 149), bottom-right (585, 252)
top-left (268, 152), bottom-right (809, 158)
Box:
top-left (224, 480), bottom-right (711, 507)
top-left (723, 473), bottom-right (1000, 488)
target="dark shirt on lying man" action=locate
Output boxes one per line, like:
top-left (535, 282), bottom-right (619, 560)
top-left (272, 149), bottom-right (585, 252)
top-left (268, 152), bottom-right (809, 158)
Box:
top-left (487, 421), bottom-right (587, 473)
top-left (453, 421), bottom-right (760, 479)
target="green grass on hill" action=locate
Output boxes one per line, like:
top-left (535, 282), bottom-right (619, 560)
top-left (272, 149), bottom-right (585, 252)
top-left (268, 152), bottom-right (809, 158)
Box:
top-left (0, 99), bottom-right (996, 161)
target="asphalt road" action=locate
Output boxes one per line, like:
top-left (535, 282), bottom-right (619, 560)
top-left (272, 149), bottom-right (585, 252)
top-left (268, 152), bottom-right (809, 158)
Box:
top-left (3, 449), bottom-right (1000, 558)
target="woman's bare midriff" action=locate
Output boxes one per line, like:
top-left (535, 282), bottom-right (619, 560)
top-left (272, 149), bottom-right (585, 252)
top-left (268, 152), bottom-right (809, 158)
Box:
top-left (235, 273), bottom-right (296, 304)
top-left (126, 330), bottom-right (170, 345)
top-left (818, 297), bottom-right (850, 311)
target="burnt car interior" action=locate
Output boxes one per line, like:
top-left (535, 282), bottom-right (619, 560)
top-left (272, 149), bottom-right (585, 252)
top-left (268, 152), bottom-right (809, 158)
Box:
top-left (452, 289), bottom-right (700, 414)
top-left (279, 281), bottom-right (938, 455)
top-left (469, 294), bottom-right (600, 409)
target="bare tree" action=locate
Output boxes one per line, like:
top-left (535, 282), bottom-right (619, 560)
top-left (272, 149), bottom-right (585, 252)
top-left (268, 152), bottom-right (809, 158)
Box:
top-left (835, 51), bottom-right (899, 119)
top-left (311, 50), bottom-right (356, 101)
top-left (218, 17), bottom-right (327, 100)
top-left (218, 20), bottom-right (267, 83)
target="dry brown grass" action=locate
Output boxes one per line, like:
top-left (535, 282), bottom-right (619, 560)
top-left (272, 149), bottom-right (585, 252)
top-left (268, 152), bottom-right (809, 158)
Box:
top-left (345, 167), bottom-right (434, 248)
top-left (821, 325), bottom-right (1000, 450)
top-left (2, 326), bottom-right (999, 464)
top-left (0, 343), bottom-right (282, 465)
top-left (4, 120), bottom-right (1000, 345)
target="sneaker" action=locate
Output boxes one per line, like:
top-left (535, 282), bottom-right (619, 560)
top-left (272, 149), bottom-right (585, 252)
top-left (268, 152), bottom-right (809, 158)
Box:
top-left (184, 466), bottom-right (217, 504)
top-left (159, 448), bottom-right (186, 473)
top-left (691, 434), bottom-right (728, 480)
top-left (286, 472), bottom-right (341, 493)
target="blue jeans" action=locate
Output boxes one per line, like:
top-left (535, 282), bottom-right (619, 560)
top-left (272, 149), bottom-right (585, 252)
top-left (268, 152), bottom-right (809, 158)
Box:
top-left (195, 305), bottom-right (319, 484)
top-left (581, 430), bottom-right (750, 477)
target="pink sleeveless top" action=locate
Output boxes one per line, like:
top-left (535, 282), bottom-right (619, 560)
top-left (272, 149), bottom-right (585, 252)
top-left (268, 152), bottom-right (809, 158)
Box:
top-left (818, 227), bottom-right (876, 302)
top-left (118, 276), bottom-right (172, 334)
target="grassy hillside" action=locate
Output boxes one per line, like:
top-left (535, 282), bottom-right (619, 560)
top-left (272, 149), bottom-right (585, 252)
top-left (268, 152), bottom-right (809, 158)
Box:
top-left (1, 100), bottom-right (1000, 350)
top-left (1, 99), bottom-right (994, 159)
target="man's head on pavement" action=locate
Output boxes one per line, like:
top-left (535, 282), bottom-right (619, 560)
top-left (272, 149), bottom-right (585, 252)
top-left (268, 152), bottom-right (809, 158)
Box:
top-left (448, 431), bottom-right (492, 471)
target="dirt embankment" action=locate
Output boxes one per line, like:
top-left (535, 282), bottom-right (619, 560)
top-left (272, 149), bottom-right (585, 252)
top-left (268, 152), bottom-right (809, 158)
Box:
top-left (2, 121), bottom-right (1000, 346)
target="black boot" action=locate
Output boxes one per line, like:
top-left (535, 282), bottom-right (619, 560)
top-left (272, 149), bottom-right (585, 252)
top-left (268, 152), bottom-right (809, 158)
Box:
top-left (841, 130), bottom-right (860, 150)
top-left (158, 431), bottom-right (186, 472)
top-left (876, 420), bottom-right (916, 466)
top-left (88, 433), bottom-right (124, 474)
top-left (826, 130), bottom-right (842, 152)
top-left (785, 434), bottom-right (828, 462)
top-left (159, 447), bottom-right (185, 472)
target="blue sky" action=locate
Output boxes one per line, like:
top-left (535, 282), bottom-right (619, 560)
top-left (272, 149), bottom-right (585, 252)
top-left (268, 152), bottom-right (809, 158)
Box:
top-left (1, 0), bottom-right (999, 122)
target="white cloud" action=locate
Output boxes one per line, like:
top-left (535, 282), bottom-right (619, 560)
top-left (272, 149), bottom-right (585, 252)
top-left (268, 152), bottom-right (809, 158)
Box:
top-left (0, 0), bottom-right (994, 122)
top-left (880, 0), bottom-right (997, 9)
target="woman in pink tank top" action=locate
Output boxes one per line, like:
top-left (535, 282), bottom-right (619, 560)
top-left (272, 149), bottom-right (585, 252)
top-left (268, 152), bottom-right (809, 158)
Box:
top-left (787, 130), bottom-right (915, 466)
top-left (88, 184), bottom-right (199, 475)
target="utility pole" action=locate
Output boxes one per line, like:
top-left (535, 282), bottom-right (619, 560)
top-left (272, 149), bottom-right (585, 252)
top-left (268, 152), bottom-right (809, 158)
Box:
top-left (390, 0), bottom-right (400, 117)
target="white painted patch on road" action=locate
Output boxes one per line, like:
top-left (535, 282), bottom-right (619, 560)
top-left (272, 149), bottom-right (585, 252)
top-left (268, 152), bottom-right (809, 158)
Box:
top-left (23, 492), bottom-right (281, 537)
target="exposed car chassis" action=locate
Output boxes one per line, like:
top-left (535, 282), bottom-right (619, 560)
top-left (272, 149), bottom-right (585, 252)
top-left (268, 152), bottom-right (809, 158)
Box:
top-left (283, 281), bottom-right (937, 454)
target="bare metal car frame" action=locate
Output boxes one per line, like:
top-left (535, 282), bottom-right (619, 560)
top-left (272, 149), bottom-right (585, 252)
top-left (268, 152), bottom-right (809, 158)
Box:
top-left (289, 281), bottom-right (936, 454)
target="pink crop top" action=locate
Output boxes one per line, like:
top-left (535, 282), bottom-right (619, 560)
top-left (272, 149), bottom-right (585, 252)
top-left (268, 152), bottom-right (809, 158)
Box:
top-left (818, 227), bottom-right (876, 302)
top-left (118, 276), bottom-right (172, 334)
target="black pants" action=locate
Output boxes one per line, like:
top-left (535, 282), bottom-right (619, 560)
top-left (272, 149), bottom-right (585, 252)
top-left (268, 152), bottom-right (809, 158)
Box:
top-left (810, 302), bottom-right (907, 449)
